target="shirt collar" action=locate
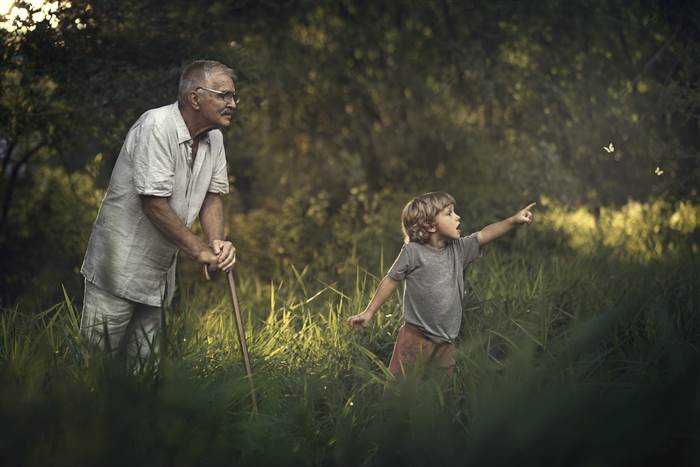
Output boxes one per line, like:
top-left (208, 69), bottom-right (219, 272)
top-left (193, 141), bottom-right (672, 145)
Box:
top-left (171, 102), bottom-right (211, 145)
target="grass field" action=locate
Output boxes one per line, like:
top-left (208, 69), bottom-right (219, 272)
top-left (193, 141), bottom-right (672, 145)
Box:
top-left (1, 241), bottom-right (698, 465)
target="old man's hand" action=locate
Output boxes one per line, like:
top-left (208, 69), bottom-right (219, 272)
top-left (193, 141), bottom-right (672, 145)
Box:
top-left (210, 239), bottom-right (236, 272)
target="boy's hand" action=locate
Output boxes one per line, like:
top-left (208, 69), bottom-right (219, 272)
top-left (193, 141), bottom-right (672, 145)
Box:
top-left (348, 310), bottom-right (374, 329)
top-left (512, 202), bottom-right (536, 225)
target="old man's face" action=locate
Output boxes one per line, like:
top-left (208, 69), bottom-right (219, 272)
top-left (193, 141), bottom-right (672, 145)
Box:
top-left (197, 71), bottom-right (237, 129)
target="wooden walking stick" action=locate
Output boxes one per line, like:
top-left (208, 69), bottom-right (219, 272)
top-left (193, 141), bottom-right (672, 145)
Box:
top-left (205, 265), bottom-right (258, 413)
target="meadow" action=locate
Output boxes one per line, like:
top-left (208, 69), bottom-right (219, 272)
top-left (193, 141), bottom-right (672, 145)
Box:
top-left (1, 201), bottom-right (699, 466)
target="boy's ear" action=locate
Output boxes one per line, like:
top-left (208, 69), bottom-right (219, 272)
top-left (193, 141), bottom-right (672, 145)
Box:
top-left (426, 222), bottom-right (437, 233)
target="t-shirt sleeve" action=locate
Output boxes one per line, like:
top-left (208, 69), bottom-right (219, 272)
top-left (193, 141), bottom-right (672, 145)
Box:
top-left (387, 244), bottom-right (415, 281)
top-left (208, 142), bottom-right (229, 194)
top-left (459, 232), bottom-right (482, 268)
top-left (132, 123), bottom-right (174, 197)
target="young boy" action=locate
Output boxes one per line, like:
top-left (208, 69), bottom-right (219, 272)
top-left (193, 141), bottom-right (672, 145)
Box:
top-left (348, 192), bottom-right (535, 378)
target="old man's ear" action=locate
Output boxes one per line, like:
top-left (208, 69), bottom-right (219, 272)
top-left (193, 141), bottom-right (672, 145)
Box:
top-left (188, 91), bottom-right (201, 110)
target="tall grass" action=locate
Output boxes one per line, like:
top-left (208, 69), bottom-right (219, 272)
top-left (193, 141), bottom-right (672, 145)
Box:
top-left (1, 248), bottom-right (698, 466)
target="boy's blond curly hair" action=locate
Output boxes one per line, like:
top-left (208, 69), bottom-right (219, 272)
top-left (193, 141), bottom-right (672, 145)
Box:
top-left (401, 192), bottom-right (456, 244)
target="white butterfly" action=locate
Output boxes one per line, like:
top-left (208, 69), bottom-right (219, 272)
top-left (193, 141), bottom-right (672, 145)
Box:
top-left (654, 166), bottom-right (664, 176)
top-left (603, 142), bottom-right (615, 153)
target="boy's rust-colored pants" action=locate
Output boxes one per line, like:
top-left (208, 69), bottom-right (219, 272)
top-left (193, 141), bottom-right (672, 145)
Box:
top-left (388, 322), bottom-right (456, 378)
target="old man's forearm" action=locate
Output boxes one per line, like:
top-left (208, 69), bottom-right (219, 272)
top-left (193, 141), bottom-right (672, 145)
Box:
top-left (141, 195), bottom-right (209, 259)
top-left (199, 193), bottom-right (225, 244)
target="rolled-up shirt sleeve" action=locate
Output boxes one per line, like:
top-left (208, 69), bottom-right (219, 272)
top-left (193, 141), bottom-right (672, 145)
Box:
top-left (133, 123), bottom-right (174, 197)
top-left (208, 144), bottom-right (229, 194)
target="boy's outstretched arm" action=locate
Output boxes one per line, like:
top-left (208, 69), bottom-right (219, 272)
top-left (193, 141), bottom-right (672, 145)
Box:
top-left (348, 276), bottom-right (400, 328)
top-left (478, 202), bottom-right (536, 246)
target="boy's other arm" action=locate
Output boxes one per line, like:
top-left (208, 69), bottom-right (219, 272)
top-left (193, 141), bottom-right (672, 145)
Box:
top-left (478, 202), bottom-right (535, 246)
top-left (348, 276), bottom-right (400, 328)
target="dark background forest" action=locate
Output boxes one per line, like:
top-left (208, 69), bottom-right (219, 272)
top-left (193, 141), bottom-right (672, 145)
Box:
top-left (1, 0), bottom-right (699, 306)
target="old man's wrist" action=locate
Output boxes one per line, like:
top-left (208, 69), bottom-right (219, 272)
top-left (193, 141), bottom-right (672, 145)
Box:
top-left (207, 238), bottom-right (228, 247)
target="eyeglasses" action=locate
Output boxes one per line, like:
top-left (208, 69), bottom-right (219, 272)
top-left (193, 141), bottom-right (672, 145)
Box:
top-left (196, 86), bottom-right (240, 105)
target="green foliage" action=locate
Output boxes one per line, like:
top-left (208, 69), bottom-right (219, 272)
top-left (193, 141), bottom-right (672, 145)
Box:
top-left (0, 155), bottom-right (102, 306)
top-left (2, 0), bottom-right (700, 303)
top-left (521, 196), bottom-right (700, 259)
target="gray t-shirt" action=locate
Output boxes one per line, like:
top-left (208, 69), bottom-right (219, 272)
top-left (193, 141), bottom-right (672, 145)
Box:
top-left (387, 233), bottom-right (481, 343)
top-left (81, 102), bottom-right (229, 307)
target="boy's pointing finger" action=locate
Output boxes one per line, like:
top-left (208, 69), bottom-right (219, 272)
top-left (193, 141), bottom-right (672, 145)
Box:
top-left (524, 202), bottom-right (536, 211)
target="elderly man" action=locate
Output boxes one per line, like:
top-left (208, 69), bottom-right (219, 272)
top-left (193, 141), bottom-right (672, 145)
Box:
top-left (80, 60), bottom-right (238, 366)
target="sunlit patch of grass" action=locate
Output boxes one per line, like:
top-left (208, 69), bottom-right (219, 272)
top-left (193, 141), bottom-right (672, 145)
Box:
top-left (536, 197), bottom-right (700, 260)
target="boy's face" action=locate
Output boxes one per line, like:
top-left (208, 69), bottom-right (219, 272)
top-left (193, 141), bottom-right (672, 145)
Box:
top-left (432, 204), bottom-right (461, 240)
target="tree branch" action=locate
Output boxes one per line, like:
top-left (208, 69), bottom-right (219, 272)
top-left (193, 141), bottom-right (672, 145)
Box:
top-left (0, 142), bottom-right (45, 230)
top-left (629, 23), bottom-right (682, 93)
top-left (0, 138), bottom-right (17, 177)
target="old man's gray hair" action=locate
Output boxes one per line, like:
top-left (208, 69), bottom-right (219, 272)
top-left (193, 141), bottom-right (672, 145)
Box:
top-left (178, 60), bottom-right (236, 106)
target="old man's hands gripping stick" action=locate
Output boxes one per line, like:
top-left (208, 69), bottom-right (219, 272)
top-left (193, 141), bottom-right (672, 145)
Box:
top-left (204, 255), bottom-right (258, 414)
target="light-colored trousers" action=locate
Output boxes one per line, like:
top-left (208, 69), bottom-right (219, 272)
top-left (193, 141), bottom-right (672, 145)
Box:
top-left (80, 280), bottom-right (162, 369)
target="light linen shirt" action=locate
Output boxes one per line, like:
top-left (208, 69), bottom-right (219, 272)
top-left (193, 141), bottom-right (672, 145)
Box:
top-left (81, 102), bottom-right (229, 306)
